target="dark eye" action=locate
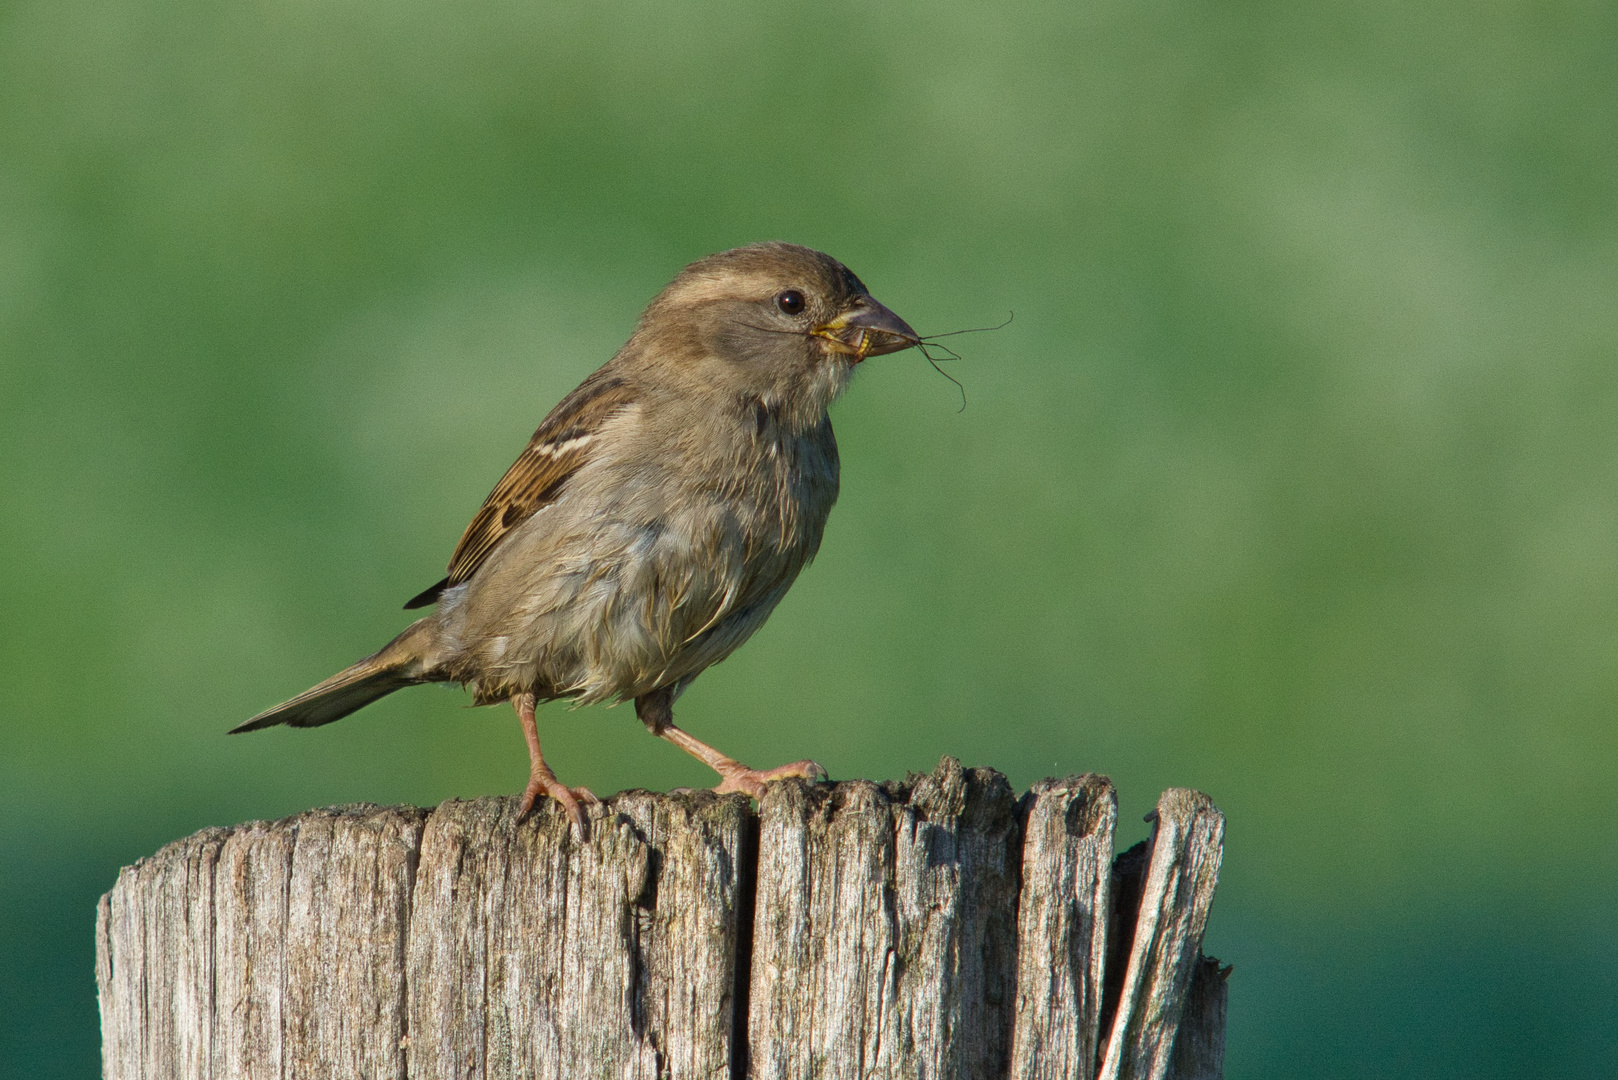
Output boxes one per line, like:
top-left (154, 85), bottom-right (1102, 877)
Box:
top-left (775, 290), bottom-right (806, 316)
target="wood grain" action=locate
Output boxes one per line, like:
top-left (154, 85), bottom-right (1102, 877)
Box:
top-left (98, 763), bottom-right (1227, 1080)
top-left (746, 757), bottom-right (1021, 1080)
top-left (1096, 788), bottom-right (1226, 1080)
top-left (96, 805), bottom-right (424, 1080)
top-left (1008, 774), bottom-right (1118, 1080)
top-left (1167, 955), bottom-right (1229, 1080)
top-left (404, 790), bottom-right (748, 1080)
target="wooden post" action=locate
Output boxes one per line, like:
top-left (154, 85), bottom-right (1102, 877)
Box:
top-left (97, 758), bottom-right (1226, 1080)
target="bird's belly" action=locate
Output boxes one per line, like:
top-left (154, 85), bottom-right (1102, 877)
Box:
top-left (444, 494), bottom-right (809, 706)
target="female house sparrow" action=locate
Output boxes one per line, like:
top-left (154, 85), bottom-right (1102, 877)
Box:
top-left (233, 243), bottom-right (918, 835)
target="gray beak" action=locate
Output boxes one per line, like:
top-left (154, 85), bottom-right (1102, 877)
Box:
top-left (814, 297), bottom-right (919, 362)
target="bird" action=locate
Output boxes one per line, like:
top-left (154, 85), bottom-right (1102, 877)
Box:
top-left (232, 242), bottom-right (919, 837)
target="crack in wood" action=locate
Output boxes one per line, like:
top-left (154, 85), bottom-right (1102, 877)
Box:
top-left (98, 758), bottom-right (1225, 1080)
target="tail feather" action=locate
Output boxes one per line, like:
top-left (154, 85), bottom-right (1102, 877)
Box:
top-left (231, 619), bottom-right (435, 733)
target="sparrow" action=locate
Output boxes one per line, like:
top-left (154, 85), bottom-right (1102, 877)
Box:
top-left (232, 242), bottom-right (919, 836)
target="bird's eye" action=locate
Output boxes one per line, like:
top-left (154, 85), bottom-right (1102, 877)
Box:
top-left (775, 290), bottom-right (806, 316)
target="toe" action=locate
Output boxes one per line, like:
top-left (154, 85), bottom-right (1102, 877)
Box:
top-left (711, 759), bottom-right (830, 799)
top-left (761, 759), bottom-right (827, 783)
top-left (548, 786), bottom-right (590, 842)
top-left (514, 778), bottom-right (592, 840)
top-left (564, 801), bottom-right (591, 842)
top-left (712, 773), bottom-right (768, 800)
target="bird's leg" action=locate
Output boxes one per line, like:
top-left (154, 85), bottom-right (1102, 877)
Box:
top-left (635, 688), bottom-right (827, 800)
top-left (512, 692), bottom-right (599, 839)
top-left (660, 724), bottom-right (826, 798)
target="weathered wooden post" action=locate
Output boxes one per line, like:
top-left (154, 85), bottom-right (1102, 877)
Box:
top-left (97, 757), bottom-right (1226, 1080)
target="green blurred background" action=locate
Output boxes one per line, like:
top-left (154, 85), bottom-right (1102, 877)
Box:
top-left (3, 0), bottom-right (1616, 1074)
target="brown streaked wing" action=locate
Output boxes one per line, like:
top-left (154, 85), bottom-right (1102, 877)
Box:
top-left (403, 373), bottom-right (638, 608)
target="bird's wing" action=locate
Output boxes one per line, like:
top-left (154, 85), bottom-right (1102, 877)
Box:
top-left (404, 373), bottom-right (639, 608)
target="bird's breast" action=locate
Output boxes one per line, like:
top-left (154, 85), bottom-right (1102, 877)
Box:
top-left (739, 412), bottom-right (840, 550)
top-left (439, 413), bottom-right (839, 704)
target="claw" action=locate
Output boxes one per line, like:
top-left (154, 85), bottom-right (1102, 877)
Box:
top-left (517, 775), bottom-right (596, 842)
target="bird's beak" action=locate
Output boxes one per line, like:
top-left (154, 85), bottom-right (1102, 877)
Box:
top-left (813, 297), bottom-right (919, 363)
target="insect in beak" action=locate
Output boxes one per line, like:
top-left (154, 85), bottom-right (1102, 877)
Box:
top-left (812, 297), bottom-right (919, 364)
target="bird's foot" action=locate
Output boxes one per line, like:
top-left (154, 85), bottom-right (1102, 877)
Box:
top-left (516, 773), bottom-right (600, 841)
top-left (712, 759), bottom-right (827, 800)
top-left (641, 710), bottom-right (828, 801)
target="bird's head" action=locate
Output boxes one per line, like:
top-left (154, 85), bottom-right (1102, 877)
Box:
top-left (634, 242), bottom-right (918, 423)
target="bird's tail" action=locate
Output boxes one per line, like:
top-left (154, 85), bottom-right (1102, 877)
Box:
top-left (230, 618), bottom-right (437, 733)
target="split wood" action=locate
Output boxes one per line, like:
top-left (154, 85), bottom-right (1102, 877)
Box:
top-left (98, 757), bottom-right (1226, 1080)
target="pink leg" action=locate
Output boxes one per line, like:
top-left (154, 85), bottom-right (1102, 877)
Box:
top-left (513, 693), bottom-right (599, 839)
top-left (635, 688), bottom-right (826, 800)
